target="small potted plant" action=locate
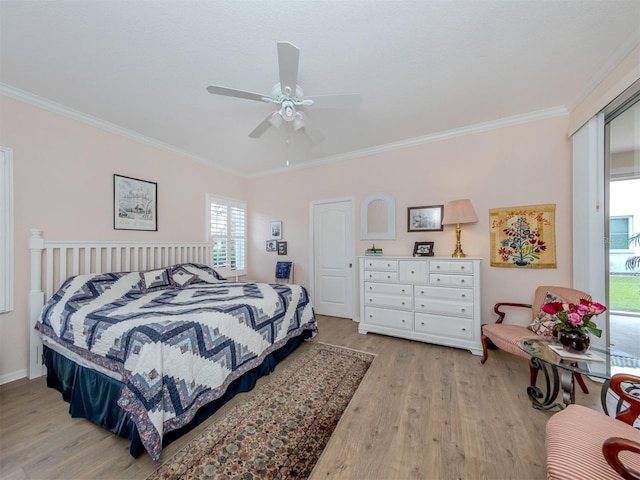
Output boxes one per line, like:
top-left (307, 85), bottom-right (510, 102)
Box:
top-left (541, 299), bottom-right (606, 353)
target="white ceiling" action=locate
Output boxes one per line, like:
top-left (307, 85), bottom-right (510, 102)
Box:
top-left (1, 1), bottom-right (639, 177)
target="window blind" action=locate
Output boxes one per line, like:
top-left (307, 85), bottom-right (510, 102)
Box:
top-left (207, 194), bottom-right (246, 277)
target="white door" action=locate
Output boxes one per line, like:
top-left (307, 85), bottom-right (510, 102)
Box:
top-left (312, 199), bottom-right (354, 318)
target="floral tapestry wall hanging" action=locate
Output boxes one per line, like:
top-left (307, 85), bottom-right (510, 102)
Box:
top-left (489, 204), bottom-right (557, 268)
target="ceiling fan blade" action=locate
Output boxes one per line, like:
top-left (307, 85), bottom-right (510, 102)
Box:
top-left (297, 113), bottom-right (324, 144)
top-left (207, 85), bottom-right (268, 102)
top-left (306, 94), bottom-right (362, 109)
top-left (248, 112), bottom-right (276, 138)
top-left (277, 41), bottom-right (300, 95)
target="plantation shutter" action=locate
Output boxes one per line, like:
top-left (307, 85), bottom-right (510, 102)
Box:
top-left (207, 194), bottom-right (247, 277)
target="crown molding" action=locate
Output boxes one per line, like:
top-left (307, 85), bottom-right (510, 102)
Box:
top-left (2, 83), bottom-right (567, 180)
top-left (249, 106), bottom-right (568, 178)
top-left (0, 83), bottom-right (244, 177)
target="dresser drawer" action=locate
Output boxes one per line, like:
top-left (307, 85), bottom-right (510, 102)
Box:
top-left (398, 260), bottom-right (428, 283)
top-left (429, 274), bottom-right (473, 287)
top-left (430, 261), bottom-right (474, 274)
top-left (414, 298), bottom-right (473, 318)
top-left (365, 292), bottom-right (413, 310)
top-left (415, 313), bottom-right (473, 339)
top-left (363, 259), bottom-right (398, 271)
top-left (415, 285), bottom-right (473, 302)
top-left (363, 270), bottom-right (399, 282)
top-left (364, 306), bottom-right (413, 331)
top-left (365, 282), bottom-right (412, 296)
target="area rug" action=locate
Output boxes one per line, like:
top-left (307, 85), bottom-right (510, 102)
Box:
top-left (146, 342), bottom-right (375, 480)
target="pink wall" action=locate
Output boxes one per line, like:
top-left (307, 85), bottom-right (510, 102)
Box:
top-left (0, 96), bottom-right (246, 380)
top-left (0, 94), bottom-right (573, 381)
top-left (247, 115), bottom-right (573, 322)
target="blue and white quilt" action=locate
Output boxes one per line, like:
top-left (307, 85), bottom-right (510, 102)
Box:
top-left (35, 264), bottom-right (317, 462)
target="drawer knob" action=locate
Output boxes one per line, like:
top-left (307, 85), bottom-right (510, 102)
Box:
top-left (436, 278), bottom-right (441, 282)
top-left (369, 286), bottom-right (373, 290)
top-left (387, 263), bottom-right (391, 267)
top-left (369, 299), bottom-right (373, 302)
top-left (421, 304), bottom-right (425, 308)
top-left (411, 270), bottom-right (415, 274)
top-left (387, 275), bottom-right (391, 279)
top-left (420, 290), bottom-right (424, 294)
top-left (461, 266), bottom-right (465, 270)
top-left (436, 265), bottom-right (441, 269)
top-left (421, 322), bottom-right (425, 326)
top-left (461, 327), bottom-right (466, 331)
top-left (402, 289), bottom-right (405, 292)
top-left (461, 294), bottom-right (466, 298)
top-left (402, 319), bottom-right (406, 323)
top-left (401, 301), bottom-right (405, 305)
top-left (461, 308), bottom-right (466, 312)
top-left (461, 279), bottom-right (465, 283)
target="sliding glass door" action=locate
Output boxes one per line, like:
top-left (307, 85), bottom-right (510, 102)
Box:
top-left (605, 97), bottom-right (640, 357)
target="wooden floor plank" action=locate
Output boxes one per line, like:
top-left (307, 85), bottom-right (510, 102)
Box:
top-left (0, 315), bottom-right (603, 479)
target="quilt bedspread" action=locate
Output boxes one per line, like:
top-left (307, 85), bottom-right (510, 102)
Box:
top-left (35, 271), bottom-right (317, 462)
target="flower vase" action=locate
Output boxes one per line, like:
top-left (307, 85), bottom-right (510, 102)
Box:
top-left (558, 330), bottom-right (590, 353)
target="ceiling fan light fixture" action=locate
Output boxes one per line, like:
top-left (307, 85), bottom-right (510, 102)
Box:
top-left (279, 101), bottom-right (296, 121)
top-left (293, 112), bottom-right (304, 131)
top-left (269, 111), bottom-right (283, 129)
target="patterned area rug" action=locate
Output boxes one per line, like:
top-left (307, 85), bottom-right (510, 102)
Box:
top-left (146, 342), bottom-right (374, 480)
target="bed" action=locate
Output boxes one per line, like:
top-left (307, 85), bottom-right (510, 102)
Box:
top-left (28, 230), bottom-right (317, 462)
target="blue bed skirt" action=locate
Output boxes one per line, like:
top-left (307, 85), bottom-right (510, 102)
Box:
top-left (42, 331), bottom-right (313, 458)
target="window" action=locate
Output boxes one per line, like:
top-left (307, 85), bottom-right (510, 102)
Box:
top-left (207, 194), bottom-right (246, 278)
top-left (0, 147), bottom-right (13, 313)
top-left (610, 216), bottom-right (632, 250)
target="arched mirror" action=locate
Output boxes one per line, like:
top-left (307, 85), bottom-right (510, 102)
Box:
top-left (361, 193), bottom-right (396, 240)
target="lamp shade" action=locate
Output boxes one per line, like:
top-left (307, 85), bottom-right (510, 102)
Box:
top-left (442, 199), bottom-right (478, 225)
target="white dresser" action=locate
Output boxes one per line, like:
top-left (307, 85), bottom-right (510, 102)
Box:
top-left (358, 256), bottom-right (482, 355)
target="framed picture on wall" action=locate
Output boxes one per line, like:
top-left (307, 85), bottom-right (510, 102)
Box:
top-left (277, 241), bottom-right (288, 255)
top-left (266, 240), bottom-right (277, 252)
top-left (271, 221), bottom-right (283, 240)
top-left (113, 174), bottom-right (157, 231)
top-left (407, 205), bottom-right (444, 232)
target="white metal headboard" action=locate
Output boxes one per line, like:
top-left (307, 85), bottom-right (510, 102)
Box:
top-left (28, 229), bottom-right (213, 379)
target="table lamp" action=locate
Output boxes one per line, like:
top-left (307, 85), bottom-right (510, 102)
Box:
top-left (442, 199), bottom-right (478, 258)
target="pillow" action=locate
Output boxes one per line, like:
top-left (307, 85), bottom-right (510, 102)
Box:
top-left (529, 292), bottom-right (564, 337)
top-left (139, 268), bottom-right (175, 293)
top-left (176, 263), bottom-right (226, 285)
top-left (170, 264), bottom-right (199, 288)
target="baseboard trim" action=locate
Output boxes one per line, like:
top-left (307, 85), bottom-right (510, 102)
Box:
top-left (0, 369), bottom-right (27, 385)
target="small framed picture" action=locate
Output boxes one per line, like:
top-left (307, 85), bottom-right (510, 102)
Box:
top-left (407, 205), bottom-right (444, 232)
top-left (266, 240), bottom-right (277, 252)
top-left (114, 174), bottom-right (157, 231)
top-left (277, 241), bottom-right (288, 255)
top-left (413, 241), bottom-right (435, 257)
top-left (271, 221), bottom-right (283, 240)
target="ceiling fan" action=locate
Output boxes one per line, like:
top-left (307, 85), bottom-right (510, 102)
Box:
top-left (207, 41), bottom-right (361, 144)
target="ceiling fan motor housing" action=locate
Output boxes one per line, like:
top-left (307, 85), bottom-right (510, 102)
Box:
top-left (271, 83), bottom-right (304, 104)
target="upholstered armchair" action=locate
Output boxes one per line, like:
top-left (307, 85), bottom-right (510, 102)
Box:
top-left (546, 373), bottom-right (640, 480)
top-left (480, 285), bottom-right (592, 390)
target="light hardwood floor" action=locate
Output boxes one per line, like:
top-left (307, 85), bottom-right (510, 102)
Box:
top-left (1, 315), bottom-right (603, 480)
